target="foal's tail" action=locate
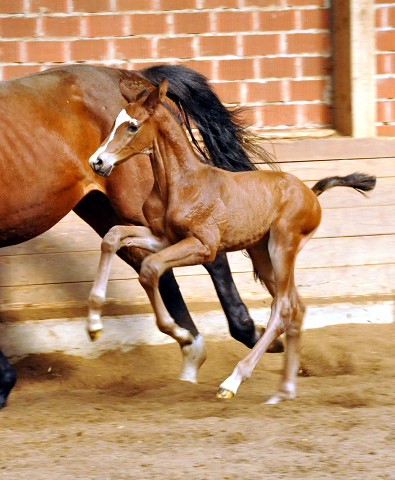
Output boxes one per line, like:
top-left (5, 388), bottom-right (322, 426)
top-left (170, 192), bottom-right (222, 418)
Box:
top-left (312, 172), bottom-right (376, 197)
top-left (139, 64), bottom-right (278, 173)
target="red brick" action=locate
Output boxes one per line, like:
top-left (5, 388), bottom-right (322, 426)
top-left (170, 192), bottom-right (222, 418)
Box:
top-left (290, 79), bottom-right (327, 101)
top-left (247, 81), bottom-right (283, 103)
top-left (211, 81), bottom-right (241, 104)
top-left (202, 0), bottom-right (239, 7)
top-left (70, 39), bottom-right (109, 61)
top-left (181, 60), bottom-right (213, 79)
top-left (285, 33), bottom-right (330, 54)
top-left (0, 17), bottom-right (37, 38)
top-left (0, 0), bottom-right (24, 14)
top-left (217, 59), bottom-right (255, 81)
top-left (377, 31), bottom-right (395, 52)
top-left (377, 53), bottom-right (395, 74)
top-left (236, 107), bottom-right (255, 126)
top-left (299, 8), bottom-right (330, 30)
top-left (116, 0), bottom-right (154, 10)
top-left (2, 64), bottom-right (42, 80)
top-left (215, 11), bottom-right (253, 33)
top-left (114, 37), bottom-right (151, 60)
top-left (199, 35), bottom-right (237, 57)
top-left (301, 56), bottom-right (331, 76)
top-left (160, 0), bottom-right (196, 10)
top-left (173, 12), bottom-right (211, 34)
top-left (243, 34), bottom-right (280, 56)
top-left (258, 10), bottom-right (295, 31)
top-left (260, 57), bottom-right (296, 78)
top-left (377, 124), bottom-right (395, 136)
top-left (286, 0), bottom-right (325, 6)
top-left (244, 0), bottom-right (282, 6)
top-left (42, 16), bottom-right (81, 37)
top-left (0, 41), bottom-right (20, 62)
top-left (72, 0), bottom-right (110, 13)
top-left (377, 77), bottom-right (395, 99)
top-left (377, 100), bottom-right (395, 122)
top-left (387, 6), bottom-right (395, 27)
top-left (131, 13), bottom-right (167, 36)
top-left (300, 103), bottom-right (332, 126)
top-left (31, 0), bottom-right (69, 13)
top-left (260, 104), bottom-right (297, 127)
top-left (85, 15), bottom-right (124, 37)
top-left (26, 41), bottom-right (67, 62)
top-left (157, 37), bottom-right (194, 59)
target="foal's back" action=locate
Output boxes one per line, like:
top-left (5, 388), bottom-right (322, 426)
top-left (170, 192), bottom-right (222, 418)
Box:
top-left (207, 168), bottom-right (322, 252)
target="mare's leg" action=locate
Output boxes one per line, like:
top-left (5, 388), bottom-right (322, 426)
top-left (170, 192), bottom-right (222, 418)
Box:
top-left (204, 254), bottom-right (283, 352)
top-left (217, 231), bottom-right (306, 403)
top-left (0, 350), bottom-right (16, 409)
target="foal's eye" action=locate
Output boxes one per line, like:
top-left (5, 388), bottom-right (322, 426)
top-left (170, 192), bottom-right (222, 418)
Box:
top-left (127, 124), bottom-right (138, 133)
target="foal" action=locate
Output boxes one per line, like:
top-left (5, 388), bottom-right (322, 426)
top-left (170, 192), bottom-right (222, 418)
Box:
top-left (88, 79), bottom-right (376, 402)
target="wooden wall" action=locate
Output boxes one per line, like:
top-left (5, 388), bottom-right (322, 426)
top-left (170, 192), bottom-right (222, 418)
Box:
top-left (1, 137), bottom-right (393, 328)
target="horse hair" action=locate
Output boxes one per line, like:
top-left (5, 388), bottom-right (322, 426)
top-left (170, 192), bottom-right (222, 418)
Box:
top-left (312, 172), bottom-right (376, 197)
top-left (139, 65), bottom-right (278, 173)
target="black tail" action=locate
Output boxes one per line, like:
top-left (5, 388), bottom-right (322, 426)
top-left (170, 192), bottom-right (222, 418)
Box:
top-left (312, 172), bottom-right (376, 197)
top-left (139, 64), bottom-right (278, 172)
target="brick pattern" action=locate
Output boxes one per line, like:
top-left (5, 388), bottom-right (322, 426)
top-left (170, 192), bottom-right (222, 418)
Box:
top-left (0, 0), bottom-right (332, 132)
top-left (377, 2), bottom-right (395, 136)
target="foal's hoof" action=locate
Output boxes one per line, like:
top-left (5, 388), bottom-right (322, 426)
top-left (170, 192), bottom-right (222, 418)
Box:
top-left (256, 326), bottom-right (284, 353)
top-left (216, 387), bottom-right (235, 400)
top-left (88, 329), bottom-right (102, 342)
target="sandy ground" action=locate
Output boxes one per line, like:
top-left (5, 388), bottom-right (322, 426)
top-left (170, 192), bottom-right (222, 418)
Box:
top-left (1, 322), bottom-right (395, 480)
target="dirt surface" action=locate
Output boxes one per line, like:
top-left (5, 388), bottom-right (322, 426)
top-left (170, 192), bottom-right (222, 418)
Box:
top-left (1, 322), bottom-right (395, 480)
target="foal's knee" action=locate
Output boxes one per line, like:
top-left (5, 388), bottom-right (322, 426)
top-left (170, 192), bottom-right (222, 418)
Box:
top-left (139, 256), bottom-right (161, 289)
top-left (101, 227), bottom-right (121, 254)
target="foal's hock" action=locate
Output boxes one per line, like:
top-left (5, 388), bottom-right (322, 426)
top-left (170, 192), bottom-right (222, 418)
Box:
top-left (89, 79), bottom-right (376, 403)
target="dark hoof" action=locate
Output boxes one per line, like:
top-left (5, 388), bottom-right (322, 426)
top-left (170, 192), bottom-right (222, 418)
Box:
top-left (0, 365), bottom-right (17, 409)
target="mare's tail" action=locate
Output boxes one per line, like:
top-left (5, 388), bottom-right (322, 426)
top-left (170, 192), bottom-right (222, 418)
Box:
top-left (139, 64), bottom-right (278, 172)
top-left (312, 172), bottom-right (376, 197)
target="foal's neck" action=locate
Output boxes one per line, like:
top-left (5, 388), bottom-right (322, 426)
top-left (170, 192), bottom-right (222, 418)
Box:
top-left (150, 106), bottom-right (206, 199)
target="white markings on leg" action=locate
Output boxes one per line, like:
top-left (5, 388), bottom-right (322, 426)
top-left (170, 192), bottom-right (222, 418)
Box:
top-left (179, 335), bottom-right (207, 383)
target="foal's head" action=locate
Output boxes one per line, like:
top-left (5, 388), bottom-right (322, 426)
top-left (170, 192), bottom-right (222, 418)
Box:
top-left (89, 79), bottom-right (168, 177)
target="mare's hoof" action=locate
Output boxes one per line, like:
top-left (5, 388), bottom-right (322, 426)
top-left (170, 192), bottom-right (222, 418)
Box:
top-left (88, 329), bottom-right (102, 342)
top-left (216, 387), bottom-right (235, 400)
top-left (255, 326), bottom-right (284, 353)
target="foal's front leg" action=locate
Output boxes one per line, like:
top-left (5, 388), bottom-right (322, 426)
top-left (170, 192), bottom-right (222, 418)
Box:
top-left (138, 238), bottom-right (216, 383)
top-left (87, 225), bottom-right (169, 340)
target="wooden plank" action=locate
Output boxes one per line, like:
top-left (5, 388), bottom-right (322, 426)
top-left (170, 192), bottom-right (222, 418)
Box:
top-left (1, 263), bottom-right (394, 322)
top-left (0, 234), bottom-right (393, 288)
top-left (260, 138), bottom-right (395, 162)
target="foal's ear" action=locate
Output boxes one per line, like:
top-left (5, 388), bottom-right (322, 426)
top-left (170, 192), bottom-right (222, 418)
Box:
top-left (119, 79), bottom-right (151, 103)
top-left (143, 79), bottom-right (168, 114)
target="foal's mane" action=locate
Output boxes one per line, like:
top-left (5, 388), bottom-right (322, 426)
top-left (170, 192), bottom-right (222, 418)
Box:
top-left (139, 65), bottom-right (279, 172)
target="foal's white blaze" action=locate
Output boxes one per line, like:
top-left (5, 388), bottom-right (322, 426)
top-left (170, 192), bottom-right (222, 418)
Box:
top-left (89, 109), bottom-right (138, 166)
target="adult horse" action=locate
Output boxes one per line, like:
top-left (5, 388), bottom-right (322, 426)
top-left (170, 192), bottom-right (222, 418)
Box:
top-left (0, 63), bottom-right (279, 408)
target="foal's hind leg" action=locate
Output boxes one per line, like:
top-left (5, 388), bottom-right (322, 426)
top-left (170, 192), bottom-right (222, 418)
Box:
top-left (217, 232), bottom-right (305, 402)
top-left (204, 253), bottom-right (283, 352)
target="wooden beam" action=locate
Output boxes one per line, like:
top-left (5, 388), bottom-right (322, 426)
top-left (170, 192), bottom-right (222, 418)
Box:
top-left (333, 0), bottom-right (376, 137)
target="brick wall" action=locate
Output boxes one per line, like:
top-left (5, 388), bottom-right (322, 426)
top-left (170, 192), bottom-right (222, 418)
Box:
top-left (376, 0), bottom-right (395, 136)
top-left (0, 0), bottom-right (332, 131)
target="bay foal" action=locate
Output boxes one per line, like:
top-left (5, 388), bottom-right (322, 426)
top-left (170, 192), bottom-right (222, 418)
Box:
top-left (89, 80), bottom-right (375, 401)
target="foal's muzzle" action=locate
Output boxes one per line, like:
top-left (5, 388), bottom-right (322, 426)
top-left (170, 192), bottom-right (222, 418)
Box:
top-left (89, 155), bottom-right (113, 177)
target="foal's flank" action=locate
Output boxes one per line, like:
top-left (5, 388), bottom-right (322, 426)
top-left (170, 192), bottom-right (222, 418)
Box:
top-left (89, 79), bottom-right (376, 402)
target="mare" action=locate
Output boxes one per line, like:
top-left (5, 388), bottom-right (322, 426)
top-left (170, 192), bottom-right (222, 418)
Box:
top-left (88, 79), bottom-right (376, 403)
top-left (0, 64), bottom-right (280, 408)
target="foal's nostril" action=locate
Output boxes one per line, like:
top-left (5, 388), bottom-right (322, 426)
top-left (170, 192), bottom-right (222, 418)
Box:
top-left (96, 157), bottom-right (103, 167)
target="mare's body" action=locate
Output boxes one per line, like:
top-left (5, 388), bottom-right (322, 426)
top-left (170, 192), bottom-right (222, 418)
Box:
top-left (88, 80), bottom-right (376, 402)
top-left (0, 64), bottom-right (277, 408)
